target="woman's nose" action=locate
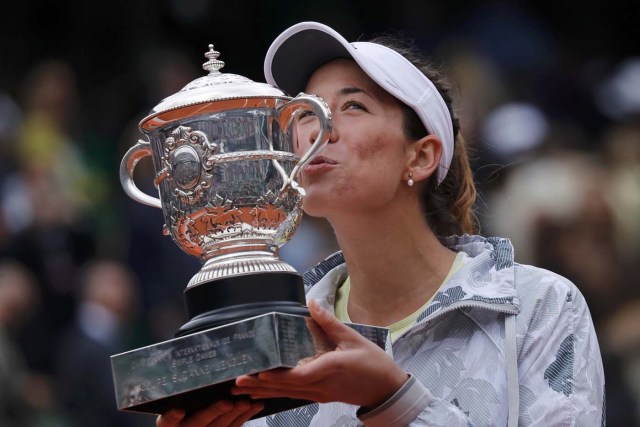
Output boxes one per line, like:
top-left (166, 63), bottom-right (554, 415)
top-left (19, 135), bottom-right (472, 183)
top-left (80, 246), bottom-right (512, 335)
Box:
top-left (308, 119), bottom-right (337, 145)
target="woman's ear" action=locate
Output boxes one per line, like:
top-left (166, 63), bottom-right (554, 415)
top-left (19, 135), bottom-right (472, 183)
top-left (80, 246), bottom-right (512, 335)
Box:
top-left (405, 135), bottom-right (442, 183)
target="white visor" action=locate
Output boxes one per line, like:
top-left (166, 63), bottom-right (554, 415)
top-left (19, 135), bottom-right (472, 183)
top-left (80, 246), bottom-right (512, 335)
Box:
top-left (264, 21), bottom-right (455, 184)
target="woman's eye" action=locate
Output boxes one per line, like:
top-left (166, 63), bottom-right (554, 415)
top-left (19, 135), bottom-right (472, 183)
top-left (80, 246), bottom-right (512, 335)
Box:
top-left (298, 109), bottom-right (316, 120)
top-left (343, 100), bottom-right (366, 111)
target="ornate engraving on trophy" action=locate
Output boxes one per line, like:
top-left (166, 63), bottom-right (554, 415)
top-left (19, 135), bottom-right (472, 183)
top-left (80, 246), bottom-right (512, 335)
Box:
top-left (154, 125), bottom-right (218, 205)
top-left (172, 146), bottom-right (202, 188)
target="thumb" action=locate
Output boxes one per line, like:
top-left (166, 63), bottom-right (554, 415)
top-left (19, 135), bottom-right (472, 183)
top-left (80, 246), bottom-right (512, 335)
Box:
top-left (308, 299), bottom-right (363, 346)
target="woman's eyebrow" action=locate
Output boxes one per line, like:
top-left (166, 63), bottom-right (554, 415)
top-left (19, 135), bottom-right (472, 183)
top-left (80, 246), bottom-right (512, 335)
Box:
top-left (337, 86), bottom-right (373, 98)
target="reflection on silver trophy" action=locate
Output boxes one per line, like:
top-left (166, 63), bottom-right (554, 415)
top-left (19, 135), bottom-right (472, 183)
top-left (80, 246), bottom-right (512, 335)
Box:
top-left (121, 45), bottom-right (331, 332)
top-left (111, 45), bottom-right (389, 419)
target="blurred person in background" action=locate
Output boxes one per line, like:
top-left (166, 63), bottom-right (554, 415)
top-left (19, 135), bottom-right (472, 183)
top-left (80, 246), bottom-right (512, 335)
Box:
top-left (0, 59), bottom-right (98, 386)
top-left (10, 59), bottom-right (91, 230)
top-left (486, 120), bottom-right (622, 316)
top-left (601, 122), bottom-right (640, 260)
top-left (0, 259), bottom-right (40, 427)
top-left (587, 121), bottom-right (640, 424)
top-left (54, 258), bottom-right (148, 427)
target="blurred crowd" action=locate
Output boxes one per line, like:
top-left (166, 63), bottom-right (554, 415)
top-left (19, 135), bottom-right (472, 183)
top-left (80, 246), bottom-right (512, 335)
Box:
top-left (1, 2), bottom-right (639, 426)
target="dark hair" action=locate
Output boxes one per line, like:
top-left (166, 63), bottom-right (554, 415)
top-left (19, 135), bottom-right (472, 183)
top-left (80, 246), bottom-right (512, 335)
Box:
top-left (369, 36), bottom-right (479, 238)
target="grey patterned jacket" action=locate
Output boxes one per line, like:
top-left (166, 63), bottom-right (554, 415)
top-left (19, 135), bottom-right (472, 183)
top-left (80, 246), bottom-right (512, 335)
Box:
top-left (245, 235), bottom-right (605, 426)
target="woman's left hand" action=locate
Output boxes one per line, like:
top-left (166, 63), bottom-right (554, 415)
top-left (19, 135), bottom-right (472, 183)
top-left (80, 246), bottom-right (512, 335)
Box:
top-left (231, 299), bottom-right (408, 409)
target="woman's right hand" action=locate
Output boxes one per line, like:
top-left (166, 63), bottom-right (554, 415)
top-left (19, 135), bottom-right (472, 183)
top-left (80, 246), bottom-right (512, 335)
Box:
top-left (156, 400), bottom-right (264, 427)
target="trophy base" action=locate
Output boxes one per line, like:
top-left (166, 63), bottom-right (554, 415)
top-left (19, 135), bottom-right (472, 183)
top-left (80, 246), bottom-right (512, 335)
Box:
top-left (178, 271), bottom-right (307, 336)
top-left (113, 376), bottom-right (313, 419)
top-left (111, 312), bottom-right (390, 419)
top-left (177, 301), bottom-right (309, 337)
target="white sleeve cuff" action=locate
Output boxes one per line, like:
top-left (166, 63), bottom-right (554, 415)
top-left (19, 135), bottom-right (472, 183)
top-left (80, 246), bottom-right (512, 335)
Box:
top-left (357, 374), bottom-right (434, 427)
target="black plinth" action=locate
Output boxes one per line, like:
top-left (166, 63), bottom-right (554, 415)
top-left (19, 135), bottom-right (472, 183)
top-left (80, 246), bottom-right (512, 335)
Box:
top-left (177, 271), bottom-right (308, 336)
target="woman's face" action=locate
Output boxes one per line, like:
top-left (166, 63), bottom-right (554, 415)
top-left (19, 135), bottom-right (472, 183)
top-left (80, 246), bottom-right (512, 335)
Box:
top-left (295, 58), bottom-right (414, 219)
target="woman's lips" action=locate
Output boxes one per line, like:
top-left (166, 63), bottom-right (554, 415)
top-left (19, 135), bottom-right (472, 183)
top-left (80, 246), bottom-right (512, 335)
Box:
top-left (304, 156), bottom-right (337, 173)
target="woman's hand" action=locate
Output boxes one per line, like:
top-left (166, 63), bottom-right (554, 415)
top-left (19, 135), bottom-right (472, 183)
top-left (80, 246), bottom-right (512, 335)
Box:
top-left (232, 299), bottom-right (409, 409)
top-left (156, 400), bottom-right (264, 427)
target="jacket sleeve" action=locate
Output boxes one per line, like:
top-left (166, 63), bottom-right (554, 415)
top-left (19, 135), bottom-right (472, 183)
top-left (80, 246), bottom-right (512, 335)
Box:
top-left (514, 269), bottom-right (605, 426)
top-left (356, 374), bottom-right (471, 426)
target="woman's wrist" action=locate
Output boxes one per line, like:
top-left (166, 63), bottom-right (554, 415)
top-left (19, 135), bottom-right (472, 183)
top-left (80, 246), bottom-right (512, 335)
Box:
top-left (356, 374), bottom-right (434, 427)
top-left (365, 369), bottom-right (410, 410)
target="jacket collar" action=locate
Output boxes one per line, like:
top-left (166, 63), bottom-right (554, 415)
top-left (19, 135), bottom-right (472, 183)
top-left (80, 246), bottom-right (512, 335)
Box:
top-left (303, 235), bottom-right (520, 317)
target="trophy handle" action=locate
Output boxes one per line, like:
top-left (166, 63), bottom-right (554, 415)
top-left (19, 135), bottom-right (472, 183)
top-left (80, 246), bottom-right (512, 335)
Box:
top-left (120, 139), bottom-right (162, 209)
top-left (278, 93), bottom-right (332, 195)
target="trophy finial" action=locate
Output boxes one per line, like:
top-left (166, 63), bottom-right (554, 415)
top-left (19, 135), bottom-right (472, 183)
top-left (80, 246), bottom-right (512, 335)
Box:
top-left (203, 44), bottom-right (225, 75)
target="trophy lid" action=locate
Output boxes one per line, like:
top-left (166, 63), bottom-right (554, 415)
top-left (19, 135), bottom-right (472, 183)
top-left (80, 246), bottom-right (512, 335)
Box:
top-left (139, 44), bottom-right (291, 131)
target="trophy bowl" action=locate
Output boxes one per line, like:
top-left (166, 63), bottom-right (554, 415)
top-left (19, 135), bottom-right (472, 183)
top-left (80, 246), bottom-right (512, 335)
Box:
top-left (120, 45), bottom-right (332, 335)
top-left (111, 45), bottom-right (390, 419)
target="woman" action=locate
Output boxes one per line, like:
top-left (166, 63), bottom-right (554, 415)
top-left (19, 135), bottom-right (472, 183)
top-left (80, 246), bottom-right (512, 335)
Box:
top-left (157, 22), bottom-right (604, 427)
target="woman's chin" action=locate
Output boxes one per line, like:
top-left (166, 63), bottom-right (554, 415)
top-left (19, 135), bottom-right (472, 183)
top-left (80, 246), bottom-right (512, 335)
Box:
top-left (301, 203), bottom-right (326, 218)
top-left (301, 196), bottom-right (332, 218)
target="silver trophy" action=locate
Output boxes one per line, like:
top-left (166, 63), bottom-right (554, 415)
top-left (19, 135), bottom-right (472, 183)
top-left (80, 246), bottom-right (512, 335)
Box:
top-left (111, 45), bottom-right (389, 419)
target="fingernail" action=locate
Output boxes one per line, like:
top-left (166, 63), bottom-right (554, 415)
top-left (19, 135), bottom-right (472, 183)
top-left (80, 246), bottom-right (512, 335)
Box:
top-left (309, 299), bottom-right (322, 313)
top-left (168, 409), bottom-right (185, 420)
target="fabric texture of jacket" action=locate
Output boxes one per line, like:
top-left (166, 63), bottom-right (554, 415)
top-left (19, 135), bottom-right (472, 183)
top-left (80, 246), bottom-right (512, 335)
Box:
top-left (244, 235), bottom-right (605, 426)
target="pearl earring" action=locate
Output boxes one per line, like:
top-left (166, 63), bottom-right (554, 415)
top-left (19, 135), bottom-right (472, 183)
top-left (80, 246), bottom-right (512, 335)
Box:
top-left (407, 172), bottom-right (414, 187)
